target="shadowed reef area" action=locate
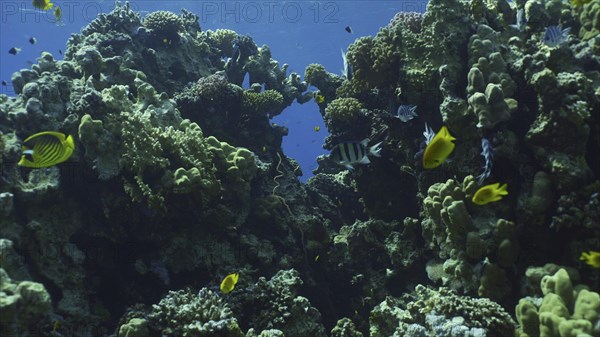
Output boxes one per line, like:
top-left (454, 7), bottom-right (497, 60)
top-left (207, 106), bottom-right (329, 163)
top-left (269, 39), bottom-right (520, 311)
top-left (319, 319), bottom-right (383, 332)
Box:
top-left (1, 0), bottom-right (599, 336)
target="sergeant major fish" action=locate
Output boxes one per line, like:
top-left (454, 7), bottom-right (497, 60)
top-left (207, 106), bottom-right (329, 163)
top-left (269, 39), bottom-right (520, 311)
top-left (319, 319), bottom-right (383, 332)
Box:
top-left (330, 138), bottom-right (382, 170)
top-left (543, 25), bottom-right (570, 47)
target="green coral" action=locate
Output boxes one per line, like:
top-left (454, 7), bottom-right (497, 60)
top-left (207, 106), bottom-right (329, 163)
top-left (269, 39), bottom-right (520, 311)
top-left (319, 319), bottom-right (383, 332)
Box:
top-left (208, 29), bottom-right (238, 56)
top-left (324, 97), bottom-right (364, 133)
top-left (467, 24), bottom-right (517, 129)
top-left (206, 136), bottom-right (257, 183)
top-left (421, 176), bottom-right (517, 300)
top-left (516, 268), bottom-right (600, 337)
top-left (304, 63), bottom-right (342, 100)
top-left (121, 115), bottom-right (220, 211)
top-left (331, 318), bottom-right (363, 337)
top-left (578, 1), bottom-right (599, 41)
top-left (175, 73), bottom-right (243, 118)
top-left (346, 26), bottom-right (401, 90)
top-left (78, 114), bottom-right (121, 180)
top-left (119, 318), bottom-right (149, 337)
top-left (241, 89), bottom-right (284, 116)
top-left (142, 10), bottom-right (183, 40)
top-left (243, 45), bottom-right (287, 91)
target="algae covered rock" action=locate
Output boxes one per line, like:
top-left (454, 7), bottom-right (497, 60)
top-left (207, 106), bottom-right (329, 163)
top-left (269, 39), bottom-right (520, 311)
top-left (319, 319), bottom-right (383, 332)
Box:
top-left (0, 268), bottom-right (52, 335)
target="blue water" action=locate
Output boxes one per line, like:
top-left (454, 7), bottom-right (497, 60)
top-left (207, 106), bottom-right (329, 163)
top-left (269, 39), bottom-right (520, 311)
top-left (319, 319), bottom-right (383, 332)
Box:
top-left (0, 0), bottom-right (428, 181)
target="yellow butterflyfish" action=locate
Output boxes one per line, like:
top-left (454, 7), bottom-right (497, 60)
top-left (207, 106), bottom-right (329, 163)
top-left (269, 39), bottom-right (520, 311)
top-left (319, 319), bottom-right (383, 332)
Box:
top-left (580, 251), bottom-right (600, 268)
top-left (472, 183), bottom-right (508, 205)
top-left (314, 126), bottom-right (320, 132)
top-left (18, 131), bottom-right (75, 168)
top-left (32, 0), bottom-right (53, 11)
top-left (314, 94), bottom-right (325, 104)
top-left (422, 126), bottom-right (456, 169)
top-left (219, 273), bottom-right (239, 294)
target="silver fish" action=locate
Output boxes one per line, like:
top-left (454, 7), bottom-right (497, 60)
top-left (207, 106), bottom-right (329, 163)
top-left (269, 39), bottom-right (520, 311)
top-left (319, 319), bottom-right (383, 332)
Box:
top-left (543, 25), bottom-right (570, 47)
top-left (396, 105), bottom-right (418, 122)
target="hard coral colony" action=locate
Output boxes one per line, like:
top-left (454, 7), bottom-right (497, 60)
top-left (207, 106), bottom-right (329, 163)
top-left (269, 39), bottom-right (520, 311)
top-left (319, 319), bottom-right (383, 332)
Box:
top-left (0, 0), bottom-right (598, 336)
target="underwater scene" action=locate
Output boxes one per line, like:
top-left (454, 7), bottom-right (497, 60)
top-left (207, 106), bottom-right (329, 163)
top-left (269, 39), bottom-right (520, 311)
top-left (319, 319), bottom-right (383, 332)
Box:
top-left (0, 0), bottom-right (599, 336)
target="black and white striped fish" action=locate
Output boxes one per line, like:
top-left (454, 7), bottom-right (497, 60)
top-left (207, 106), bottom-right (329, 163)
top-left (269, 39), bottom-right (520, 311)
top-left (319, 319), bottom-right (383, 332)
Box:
top-left (330, 138), bottom-right (382, 170)
top-left (543, 25), bottom-right (570, 47)
top-left (395, 105), bottom-right (418, 122)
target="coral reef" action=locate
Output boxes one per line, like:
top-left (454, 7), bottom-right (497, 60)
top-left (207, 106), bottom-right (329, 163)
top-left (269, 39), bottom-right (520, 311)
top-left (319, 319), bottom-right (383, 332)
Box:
top-left (324, 97), bottom-right (368, 137)
top-left (421, 176), bottom-right (518, 300)
top-left (230, 269), bottom-right (326, 337)
top-left (515, 268), bottom-right (600, 337)
top-left (0, 0), bottom-right (598, 336)
top-left (142, 10), bottom-right (184, 41)
top-left (148, 288), bottom-right (244, 336)
top-left (370, 285), bottom-right (516, 337)
top-left (389, 11), bottom-right (424, 34)
top-left (467, 24), bottom-right (518, 129)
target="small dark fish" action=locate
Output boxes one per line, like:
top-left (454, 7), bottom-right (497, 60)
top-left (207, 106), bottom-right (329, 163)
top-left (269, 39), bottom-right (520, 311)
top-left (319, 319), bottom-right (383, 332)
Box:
top-left (29, 36), bottom-right (37, 45)
top-left (58, 49), bottom-right (63, 56)
top-left (8, 47), bottom-right (21, 55)
top-left (1, 80), bottom-right (7, 86)
top-left (345, 26), bottom-right (352, 33)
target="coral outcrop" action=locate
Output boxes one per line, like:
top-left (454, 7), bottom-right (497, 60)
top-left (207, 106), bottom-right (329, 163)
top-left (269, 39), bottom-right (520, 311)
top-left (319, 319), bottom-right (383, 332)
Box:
top-left (516, 268), bottom-right (600, 337)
